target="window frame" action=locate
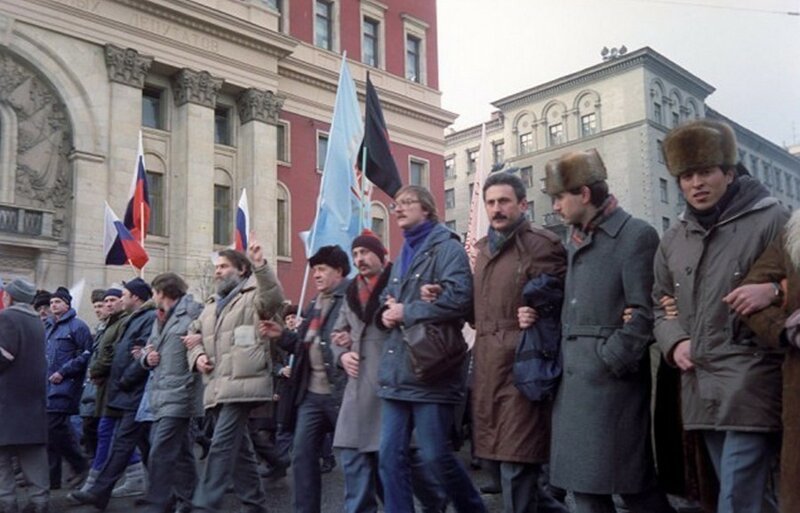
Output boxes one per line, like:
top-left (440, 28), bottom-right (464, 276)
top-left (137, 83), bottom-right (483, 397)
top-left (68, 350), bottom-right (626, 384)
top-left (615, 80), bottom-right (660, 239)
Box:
top-left (402, 13), bottom-right (428, 85)
top-left (142, 86), bottom-right (166, 130)
top-left (314, 0), bottom-right (338, 52)
top-left (276, 120), bottom-right (291, 165)
top-left (408, 156), bottom-right (429, 188)
top-left (316, 130), bottom-right (329, 174)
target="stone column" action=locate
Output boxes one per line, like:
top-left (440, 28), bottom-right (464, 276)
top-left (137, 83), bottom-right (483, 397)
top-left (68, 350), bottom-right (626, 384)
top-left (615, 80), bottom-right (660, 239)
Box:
top-left (236, 88), bottom-right (283, 267)
top-left (170, 68), bottom-right (223, 279)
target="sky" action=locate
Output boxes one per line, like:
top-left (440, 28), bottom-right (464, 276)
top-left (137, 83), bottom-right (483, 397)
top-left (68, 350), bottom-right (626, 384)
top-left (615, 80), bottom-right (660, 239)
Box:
top-left (436, 0), bottom-right (800, 148)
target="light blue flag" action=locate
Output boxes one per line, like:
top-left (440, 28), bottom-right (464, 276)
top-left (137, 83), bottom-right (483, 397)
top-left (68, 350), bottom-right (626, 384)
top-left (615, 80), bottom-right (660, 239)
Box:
top-left (301, 56), bottom-right (365, 267)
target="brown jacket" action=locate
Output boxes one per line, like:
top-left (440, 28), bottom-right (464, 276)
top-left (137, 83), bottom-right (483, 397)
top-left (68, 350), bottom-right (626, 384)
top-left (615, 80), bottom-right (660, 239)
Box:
top-left (471, 220), bottom-right (566, 463)
top-left (738, 215), bottom-right (799, 513)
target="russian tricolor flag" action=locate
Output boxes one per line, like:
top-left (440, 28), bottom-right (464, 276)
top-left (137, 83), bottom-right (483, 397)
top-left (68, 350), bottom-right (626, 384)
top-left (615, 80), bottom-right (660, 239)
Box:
top-left (123, 132), bottom-right (150, 244)
top-left (104, 202), bottom-right (149, 269)
top-left (234, 188), bottom-right (250, 252)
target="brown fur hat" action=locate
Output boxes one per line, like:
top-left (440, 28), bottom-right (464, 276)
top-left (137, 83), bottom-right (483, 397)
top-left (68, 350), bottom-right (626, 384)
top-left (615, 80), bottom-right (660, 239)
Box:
top-left (662, 119), bottom-right (737, 177)
top-left (544, 149), bottom-right (607, 195)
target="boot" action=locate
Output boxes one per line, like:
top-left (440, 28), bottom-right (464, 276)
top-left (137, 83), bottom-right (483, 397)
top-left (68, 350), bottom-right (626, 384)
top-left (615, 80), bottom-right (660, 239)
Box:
top-left (79, 468), bottom-right (99, 493)
top-left (111, 462), bottom-right (146, 497)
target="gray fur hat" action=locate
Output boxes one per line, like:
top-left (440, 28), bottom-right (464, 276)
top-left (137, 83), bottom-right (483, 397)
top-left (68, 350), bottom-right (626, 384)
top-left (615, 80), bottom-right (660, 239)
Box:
top-left (663, 119), bottom-right (738, 177)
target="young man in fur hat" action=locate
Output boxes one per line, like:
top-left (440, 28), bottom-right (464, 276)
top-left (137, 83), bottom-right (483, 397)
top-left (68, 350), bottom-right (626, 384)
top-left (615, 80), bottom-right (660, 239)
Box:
top-left (544, 149), bottom-right (674, 513)
top-left (653, 119), bottom-right (787, 513)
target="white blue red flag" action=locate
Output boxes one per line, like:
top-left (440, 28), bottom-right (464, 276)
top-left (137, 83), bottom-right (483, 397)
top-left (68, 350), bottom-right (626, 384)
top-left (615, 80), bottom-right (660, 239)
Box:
top-left (234, 189), bottom-right (250, 252)
top-left (123, 132), bottom-right (150, 244)
top-left (104, 202), bottom-right (149, 269)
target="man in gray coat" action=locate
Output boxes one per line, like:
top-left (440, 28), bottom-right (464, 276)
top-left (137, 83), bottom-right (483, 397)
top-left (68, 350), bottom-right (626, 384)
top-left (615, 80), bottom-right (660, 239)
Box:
top-left (543, 149), bottom-right (674, 513)
top-left (653, 120), bottom-right (787, 513)
top-left (0, 279), bottom-right (49, 513)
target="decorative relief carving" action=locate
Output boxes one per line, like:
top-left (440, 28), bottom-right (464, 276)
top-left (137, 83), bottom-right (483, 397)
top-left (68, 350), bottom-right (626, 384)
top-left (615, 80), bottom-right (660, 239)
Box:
top-left (0, 50), bottom-right (72, 239)
top-left (104, 44), bottom-right (153, 88)
top-left (172, 68), bottom-right (223, 108)
top-left (236, 88), bottom-right (283, 125)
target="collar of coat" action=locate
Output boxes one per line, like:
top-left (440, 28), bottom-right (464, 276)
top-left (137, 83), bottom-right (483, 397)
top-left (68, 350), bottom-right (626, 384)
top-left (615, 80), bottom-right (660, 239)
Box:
top-left (678, 175), bottom-right (777, 233)
top-left (345, 262), bottom-right (393, 324)
top-left (205, 273), bottom-right (257, 305)
top-left (476, 219), bottom-right (533, 259)
top-left (5, 303), bottom-right (38, 319)
top-left (590, 206), bottom-right (629, 238)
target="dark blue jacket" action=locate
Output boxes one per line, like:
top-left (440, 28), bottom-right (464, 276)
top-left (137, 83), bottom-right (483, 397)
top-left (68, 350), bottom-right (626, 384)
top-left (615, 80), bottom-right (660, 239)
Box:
top-left (107, 302), bottom-right (157, 412)
top-left (45, 309), bottom-right (93, 413)
top-left (377, 223), bottom-right (473, 404)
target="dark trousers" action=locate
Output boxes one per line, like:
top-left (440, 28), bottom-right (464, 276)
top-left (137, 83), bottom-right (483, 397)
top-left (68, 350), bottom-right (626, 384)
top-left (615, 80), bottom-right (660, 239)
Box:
top-left (248, 420), bottom-right (286, 469)
top-left (47, 412), bottom-right (87, 486)
top-left (89, 410), bottom-right (150, 507)
top-left (81, 416), bottom-right (99, 463)
top-left (291, 392), bottom-right (338, 513)
top-left (572, 485), bottom-right (675, 513)
top-left (143, 417), bottom-right (196, 513)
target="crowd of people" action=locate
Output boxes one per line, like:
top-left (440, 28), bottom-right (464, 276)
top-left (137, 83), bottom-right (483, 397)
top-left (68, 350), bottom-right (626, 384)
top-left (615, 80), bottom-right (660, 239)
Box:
top-left (0, 118), bottom-right (798, 513)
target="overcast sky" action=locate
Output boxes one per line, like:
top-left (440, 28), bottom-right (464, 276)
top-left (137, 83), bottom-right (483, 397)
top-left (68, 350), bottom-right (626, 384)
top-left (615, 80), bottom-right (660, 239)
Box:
top-left (436, 0), bottom-right (800, 148)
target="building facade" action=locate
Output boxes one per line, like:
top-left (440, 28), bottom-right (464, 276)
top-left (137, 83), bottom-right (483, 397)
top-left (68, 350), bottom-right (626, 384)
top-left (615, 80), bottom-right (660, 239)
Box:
top-left (0, 0), bottom-right (455, 308)
top-left (444, 47), bottom-right (800, 240)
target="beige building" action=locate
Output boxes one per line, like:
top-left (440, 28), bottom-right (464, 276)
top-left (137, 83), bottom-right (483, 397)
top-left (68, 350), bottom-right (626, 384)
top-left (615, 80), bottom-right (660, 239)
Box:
top-left (444, 47), bottom-right (800, 240)
top-left (0, 0), bottom-right (455, 311)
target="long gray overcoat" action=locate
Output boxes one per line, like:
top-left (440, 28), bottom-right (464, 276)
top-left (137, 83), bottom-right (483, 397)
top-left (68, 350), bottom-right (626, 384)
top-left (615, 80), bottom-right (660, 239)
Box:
top-left (550, 207), bottom-right (661, 494)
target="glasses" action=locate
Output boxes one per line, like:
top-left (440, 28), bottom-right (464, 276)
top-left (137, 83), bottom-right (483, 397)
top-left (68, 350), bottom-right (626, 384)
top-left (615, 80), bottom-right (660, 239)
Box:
top-left (389, 199), bottom-right (420, 212)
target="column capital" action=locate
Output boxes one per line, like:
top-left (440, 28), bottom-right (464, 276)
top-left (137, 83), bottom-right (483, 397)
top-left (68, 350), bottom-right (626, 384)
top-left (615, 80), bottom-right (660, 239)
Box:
top-left (104, 44), bottom-right (153, 88)
top-left (172, 68), bottom-right (224, 108)
top-left (237, 88), bottom-right (284, 125)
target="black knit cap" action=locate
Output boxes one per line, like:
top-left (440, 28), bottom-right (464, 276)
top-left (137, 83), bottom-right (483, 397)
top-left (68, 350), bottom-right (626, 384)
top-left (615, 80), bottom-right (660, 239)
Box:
top-left (123, 277), bottom-right (152, 301)
top-left (351, 229), bottom-right (387, 263)
top-left (308, 245), bottom-right (351, 276)
top-left (52, 286), bottom-right (72, 306)
top-left (33, 290), bottom-right (52, 310)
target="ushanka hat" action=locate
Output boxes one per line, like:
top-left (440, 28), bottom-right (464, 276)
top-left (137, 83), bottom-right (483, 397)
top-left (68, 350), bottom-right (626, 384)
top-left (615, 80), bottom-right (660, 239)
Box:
top-left (662, 119), bottom-right (738, 177)
top-left (544, 149), bottom-right (608, 196)
top-left (309, 245), bottom-right (351, 276)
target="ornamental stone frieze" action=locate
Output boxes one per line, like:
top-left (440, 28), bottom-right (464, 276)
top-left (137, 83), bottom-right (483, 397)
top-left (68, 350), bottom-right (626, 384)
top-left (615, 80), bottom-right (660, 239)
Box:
top-left (236, 88), bottom-right (283, 125)
top-left (104, 44), bottom-right (153, 88)
top-left (172, 68), bottom-right (223, 108)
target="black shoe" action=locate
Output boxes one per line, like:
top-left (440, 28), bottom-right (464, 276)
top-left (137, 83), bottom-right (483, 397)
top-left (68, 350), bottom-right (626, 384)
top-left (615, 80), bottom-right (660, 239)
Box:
top-left (262, 464), bottom-right (287, 480)
top-left (65, 468), bottom-right (88, 489)
top-left (479, 484), bottom-right (501, 494)
top-left (319, 457), bottom-right (336, 474)
top-left (66, 491), bottom-right (106, 510)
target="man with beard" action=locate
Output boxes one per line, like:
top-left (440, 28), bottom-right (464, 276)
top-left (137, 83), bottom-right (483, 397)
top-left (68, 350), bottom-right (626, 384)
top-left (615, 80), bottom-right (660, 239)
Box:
top-left (544, 149), bottom-right (674, 513)
top-left (185, 240), bottom-right (284, 513)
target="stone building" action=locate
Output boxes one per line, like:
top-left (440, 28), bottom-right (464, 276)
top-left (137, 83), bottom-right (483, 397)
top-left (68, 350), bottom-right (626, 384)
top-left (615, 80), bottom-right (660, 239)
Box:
top-left (0, 0), bottom-right (455, 307)
top-left (444, 47), bottom-right (800, 240)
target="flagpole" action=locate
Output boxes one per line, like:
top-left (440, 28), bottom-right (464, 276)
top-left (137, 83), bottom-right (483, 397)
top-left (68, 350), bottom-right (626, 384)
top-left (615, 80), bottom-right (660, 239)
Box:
top-left (360, 147), bottom-right (369, 230)
top-left (139, 208), bottom-right (145, 279)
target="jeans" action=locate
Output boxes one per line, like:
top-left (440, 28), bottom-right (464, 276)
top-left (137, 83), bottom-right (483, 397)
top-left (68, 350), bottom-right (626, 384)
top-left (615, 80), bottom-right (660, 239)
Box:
top-left (143, 417), bottom-right (196, 513)
top-left (703, 430), bottom-right (780, 513)
top-left (0, 445), bottom-right (49, 507)
top-left (47, 412), bottom-right (86, 486)
top-left (378, 399), bottom-right (486, 513)
top-left (341, 449), bottom-right (380, 513)
top-left (291, 392), bottom-right (338, 513)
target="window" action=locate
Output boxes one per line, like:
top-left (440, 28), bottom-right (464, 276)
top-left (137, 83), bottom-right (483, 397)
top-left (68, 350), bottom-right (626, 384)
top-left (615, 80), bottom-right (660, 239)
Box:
top-left (654, 103), bottom-right (662, 124)
top-left (147, 171), bottom-right (165, 236)
top-left (660, 178), bottom-right (669, 203)
top-left (213, 184), bottom-right (232, 246)
top-left (492, 141), bottom-right (504, 165)
top-left (142, 87), bottom-right (164, 129)
top-left (467, 149), bottom-right (479, 174)
top-left (445, 220), bottom-right (456, 231)
top-left (444, 156), bottom-right (455, 179)
top-left (405, 35), bottom-right (421, 83)
top-left (263, 0), bottom-right (283, 30)
top-left (581, 113), bottom-right (597, 137)
top-left (657, 140), bottom-right (665, 163)
top-left (773, 166), bottom-right (783, 192)
top-left (445, 188), bottom-right (455, 209)
top-left (315, 0), bottom-right (333, 50)
top-left (277, 183), bottom-right (290, 257)
top-left (795, 178), bottom-right (800, 199)
top-left (468, 183), bottom-right (474, 203)
top-left (527, 202), bottom-right (535, 221)
top-left (750, 156), bottom-right (759, 181)
top-left (409, 159), bottom-right (427, 186)
top-left (276, 122), bottom-right (289, 163)
top-left (362, 18), bottom-right (379, 67)
top-left (214, 106), bottom-right (231, 146)
top-left (786, 172), bottom-right (793, 197)
top-left (662, 217), bottom-right (671, 232)
top-left (519, 132), bottom-right (533, 154)
top-left (520, 166), bottom-right (533, 188)
top-left (317, 132), bottom-right (329, 172)
top-left (549, 123), bottom-right (564, 146)
top-left (371, 202), bottom-right (388, 245)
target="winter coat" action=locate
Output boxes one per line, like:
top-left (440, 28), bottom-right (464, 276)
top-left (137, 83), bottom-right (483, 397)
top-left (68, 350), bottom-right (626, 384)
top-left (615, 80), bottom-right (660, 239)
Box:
top-left (471, 220), bottom-right (566, 464)
top-left (79, 323), bottom-right (106, 417)
top-left (88, 310), bottom-right (130, 417)
top-left (332, 265), bottom-right (393, 452)
top-left (106, 302), bottom-right (157, 412)
top-left (278, 279), bottom-right (349, 409)
top-left (549, 207), bottom-right (661, 494)
top-left (187, 262), bottom-right (285, 409)
top-left (732, 211), bottom-right (800, 512)
top-left (45, 308), bottom-right (93, 414)
top-left (0, 304), bottom-right (48, 445)
top-left (144, 295), bottom-right (204, 419)
top-left (377, 223), bottom-right (473, 404)
top-left (653, 176), bottom-right (788, 431)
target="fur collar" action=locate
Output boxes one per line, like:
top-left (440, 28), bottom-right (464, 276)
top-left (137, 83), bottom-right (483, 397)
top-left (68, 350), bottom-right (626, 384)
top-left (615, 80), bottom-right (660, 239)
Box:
top-left (785, 209), bottom-right (800, 270)
top-left (345, 263), bottom-right (392, 324)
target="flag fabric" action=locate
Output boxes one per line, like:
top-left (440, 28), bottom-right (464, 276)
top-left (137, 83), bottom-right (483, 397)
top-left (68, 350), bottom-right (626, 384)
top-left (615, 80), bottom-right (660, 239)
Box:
top-left (123, 132), bottom-right (150, 244)
top-left (104, 202), bottom-right (149, 269)
top-left (464, 123), bottom-right (491, 271)
top-left (357, 73), bottom-right (403, 197)
top-left (234, 189), bottom-right (250, 252)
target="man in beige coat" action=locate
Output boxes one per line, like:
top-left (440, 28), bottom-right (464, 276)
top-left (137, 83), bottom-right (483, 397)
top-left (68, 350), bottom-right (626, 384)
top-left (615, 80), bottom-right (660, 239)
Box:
top-left (184, 239), bottom-right (284, 513)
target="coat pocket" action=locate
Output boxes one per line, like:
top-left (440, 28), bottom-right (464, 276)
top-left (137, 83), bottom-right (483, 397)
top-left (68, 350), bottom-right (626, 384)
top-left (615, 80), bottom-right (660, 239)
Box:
top-left (231, 343), bottom-right (268, 379)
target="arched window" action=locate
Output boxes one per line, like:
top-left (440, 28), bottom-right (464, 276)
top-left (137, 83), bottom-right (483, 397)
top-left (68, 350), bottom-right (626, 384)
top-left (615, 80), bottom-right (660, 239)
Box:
top-left (371, 201), bottom-right (389, 253)
top-left (669, 91), bottom-right (682, 127)
top-left (574, 90), bottom-right (601, 137)
top-left (513, 111), bottom-right (535, 155)
top-left (542, 101), bottom-right (567, 147)
top-left (213, 168), bottom-right (233, 246)
top-left (276, 181), bottom-right (291, 257)
top-left (144, 151), bottom-right (167, 236)
top-left (650, 80), bottom-right (665, 125)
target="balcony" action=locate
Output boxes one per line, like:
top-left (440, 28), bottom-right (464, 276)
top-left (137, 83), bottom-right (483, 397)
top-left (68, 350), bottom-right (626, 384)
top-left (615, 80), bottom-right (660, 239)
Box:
top-left (0, 204), bottom-right (55, 238)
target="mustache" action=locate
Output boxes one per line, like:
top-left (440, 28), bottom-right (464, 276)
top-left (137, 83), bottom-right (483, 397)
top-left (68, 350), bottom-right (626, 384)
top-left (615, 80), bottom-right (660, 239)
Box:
top-left (492, 214), bottom-right (508, 221)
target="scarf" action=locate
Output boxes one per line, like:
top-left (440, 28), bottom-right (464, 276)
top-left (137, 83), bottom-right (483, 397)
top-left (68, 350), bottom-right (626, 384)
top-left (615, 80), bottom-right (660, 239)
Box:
top-left (303, 292), bottom-right (334, 345)
top-left (356, 273), bottom-right (379, 310)
top-left (687, 178), bottom-right (741, 230)
top-left (570, 195), bottom-right (619, 246)
top-left (216, 277), bottom-right (245, 315)
top-left (399, 220), bottom-right (436, 277)
top-left (487, 215), bottom-right (527, 256)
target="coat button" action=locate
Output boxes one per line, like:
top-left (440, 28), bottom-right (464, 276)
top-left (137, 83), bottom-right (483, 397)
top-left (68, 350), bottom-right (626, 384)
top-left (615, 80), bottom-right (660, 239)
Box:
top-left (388, 349), bottom-right (395, 354)
top-left (320, 342), bottom-right (327, 346)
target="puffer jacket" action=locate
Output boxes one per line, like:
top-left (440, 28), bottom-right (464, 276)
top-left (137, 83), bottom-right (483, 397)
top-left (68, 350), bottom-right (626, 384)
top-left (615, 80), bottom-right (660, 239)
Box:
top-left (187, 262), bottom-right (284, 409)
top-left (377, 223), bottom-right (473, 404)
top-left (106, 302), bottom-right (157, 412)
top-left (45, 308), bottom-right (93, 414)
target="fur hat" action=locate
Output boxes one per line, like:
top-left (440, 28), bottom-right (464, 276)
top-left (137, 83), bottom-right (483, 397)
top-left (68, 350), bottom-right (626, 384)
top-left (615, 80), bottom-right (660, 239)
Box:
top-left (544, 149), bottom-right (608, 195)
top-left (351, 229), bottom-right (387, 263)
top-left (309, 245), bottom-right (351, 277)
top-left (662, 119), bottom-right (738, 177)
top-left (33, 290), bottom-right (52, 310)
top-left (5, 279), bottom-right (37, 304)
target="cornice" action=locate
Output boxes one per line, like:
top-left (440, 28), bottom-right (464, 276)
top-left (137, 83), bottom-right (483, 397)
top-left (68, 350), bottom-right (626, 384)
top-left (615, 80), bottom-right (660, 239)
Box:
top-left (707, 107), bottom-right (800, 168)
top-left (445, 117), bottom-right (504, 145)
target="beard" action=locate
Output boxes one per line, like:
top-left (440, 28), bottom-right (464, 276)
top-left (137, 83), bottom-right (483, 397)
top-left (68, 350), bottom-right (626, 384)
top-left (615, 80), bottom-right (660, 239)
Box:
top-left (215, 274), bottom-right (241, 297)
